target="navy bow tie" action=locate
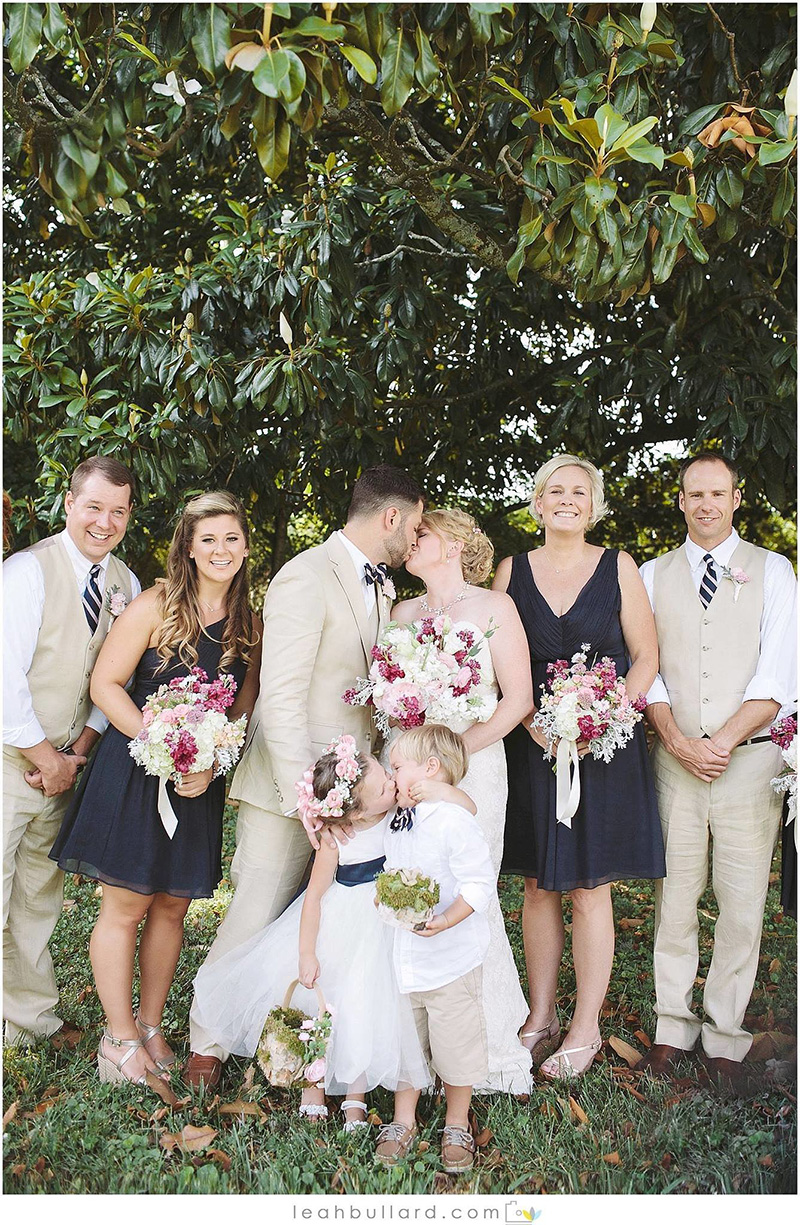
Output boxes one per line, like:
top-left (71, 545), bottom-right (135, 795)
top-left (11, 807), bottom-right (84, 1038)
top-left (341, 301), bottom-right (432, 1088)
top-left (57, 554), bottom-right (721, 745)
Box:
top-left (363, 561), bottom-right (390, 587)
top-left (390, 806), bottom-right (416, 832)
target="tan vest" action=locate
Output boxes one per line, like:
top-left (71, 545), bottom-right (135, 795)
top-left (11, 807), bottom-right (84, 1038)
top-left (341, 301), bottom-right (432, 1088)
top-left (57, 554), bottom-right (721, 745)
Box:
top-left (652, 539), bottom-right (766, 738)
top-left (22, 535), bottom-right (134, 750)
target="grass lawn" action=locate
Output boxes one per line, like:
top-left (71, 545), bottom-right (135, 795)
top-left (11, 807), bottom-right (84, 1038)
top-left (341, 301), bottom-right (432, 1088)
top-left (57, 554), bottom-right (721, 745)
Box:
top-left (3, 802), bottom-right (796, 1196)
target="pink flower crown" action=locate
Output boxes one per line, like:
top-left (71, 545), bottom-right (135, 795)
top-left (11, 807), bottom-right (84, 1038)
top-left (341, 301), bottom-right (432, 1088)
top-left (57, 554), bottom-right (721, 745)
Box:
top-left (295, 734), bottom-right (364, 824)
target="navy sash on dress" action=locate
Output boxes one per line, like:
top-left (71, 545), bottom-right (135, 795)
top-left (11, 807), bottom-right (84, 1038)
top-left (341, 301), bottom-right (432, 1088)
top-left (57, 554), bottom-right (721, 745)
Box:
top-left (335, 855), bottom-right (386, 887)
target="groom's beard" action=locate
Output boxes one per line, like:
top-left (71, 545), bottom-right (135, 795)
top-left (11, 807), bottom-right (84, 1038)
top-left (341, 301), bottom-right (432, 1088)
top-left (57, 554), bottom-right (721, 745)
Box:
top-left (384, 523), bottom-right (412, 569)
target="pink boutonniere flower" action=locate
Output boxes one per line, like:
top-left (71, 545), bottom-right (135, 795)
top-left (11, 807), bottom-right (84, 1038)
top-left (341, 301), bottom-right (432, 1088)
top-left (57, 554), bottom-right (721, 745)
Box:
top-left (382, 577), bottom-right (397, 601)
top-left (105, 585), bottom-right (128, 618)
top-left (720, 565), bottom-right (750, 603)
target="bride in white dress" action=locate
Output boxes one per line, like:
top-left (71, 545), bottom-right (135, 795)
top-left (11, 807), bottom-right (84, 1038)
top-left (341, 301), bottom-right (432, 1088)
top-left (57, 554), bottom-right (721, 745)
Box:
top-left (388, 508), bottom-right (534, 1095)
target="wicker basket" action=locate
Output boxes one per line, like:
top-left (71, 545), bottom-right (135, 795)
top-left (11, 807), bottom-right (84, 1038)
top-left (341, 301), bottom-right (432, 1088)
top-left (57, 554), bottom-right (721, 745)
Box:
top-left (256, 978), bottom-right (330, 1088)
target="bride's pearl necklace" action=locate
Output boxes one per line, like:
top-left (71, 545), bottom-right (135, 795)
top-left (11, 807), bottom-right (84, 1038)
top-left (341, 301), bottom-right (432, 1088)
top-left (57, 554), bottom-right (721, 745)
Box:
top-left (420, 583), bottom-right (469, 616)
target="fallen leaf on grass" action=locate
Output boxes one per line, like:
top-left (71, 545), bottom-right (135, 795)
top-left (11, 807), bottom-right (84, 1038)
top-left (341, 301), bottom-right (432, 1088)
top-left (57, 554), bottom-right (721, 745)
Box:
top-left (367, 1112), bottom-right (383, 1126)
top-left (579, 1171), bottom-right (590, 1187)
top-left (417, 1140), bottom-right (430, 1152)
top-left (601, 1151), bottom-right (621, 1165)
top-left (160, 1124), bottom-right (218, 1153)
top-left (633, 1030), bottom-right (651, 1048)
top-left (758, 1154), bottom-right (774, 1168)
top-left (11, 1164), bottom-right (26, 1176)
top-left (3, 1101), bottom-right (19, 1130)
top-left (201, 1148), bottom-right (232, 1171)
top-left (618, 917), bottom-right (644, 929)
top-left (539, 1100), bottom-right (560, 1118)
top-left (768, 958), bottom-right (781, 975)
top-left (661, 1152), bottom-right (673, 1169)
top-left (22, 1089), bottom-right (64, 1117)
top-left (749, 1031), bottom-right (797, 1063)
top-left (241, 1063), bottom-right (256, 1096)
top-left (219, 1099), bottom-right (267, 1122)
top-left (621, 1083), bottom-right (648, 1103)
top-left (76, 985), bottom-right (94, 1003)
top-left (568, 1096), bottom-right (589, 1124)
top-left (62, 899), bottom-right (76, 912)
top-left (608, 1036), bottom-right (641, 1067)
top-left (474, 1127), bottom-right (493, 1147)
top-left (144, 1071), bottom-right (183, 1107)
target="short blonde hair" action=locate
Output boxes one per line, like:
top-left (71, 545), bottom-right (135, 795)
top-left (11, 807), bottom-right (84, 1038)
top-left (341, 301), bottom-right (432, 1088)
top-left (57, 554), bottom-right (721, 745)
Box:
top-left (528, 454), bottom-right (608, 529)
top-left (393, 724), bottom-right (469, 786)
top-left (422, 508), bottom-right (494, 585)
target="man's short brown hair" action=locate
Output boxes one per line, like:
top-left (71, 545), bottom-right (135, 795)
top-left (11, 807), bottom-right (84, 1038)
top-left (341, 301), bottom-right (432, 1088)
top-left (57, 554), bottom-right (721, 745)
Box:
top-left (347, 465), bottom-right (425, 521)
top-left (678, 451), bottom-right (739, 492)
top-left (70, 456), bottom-right (136, 503)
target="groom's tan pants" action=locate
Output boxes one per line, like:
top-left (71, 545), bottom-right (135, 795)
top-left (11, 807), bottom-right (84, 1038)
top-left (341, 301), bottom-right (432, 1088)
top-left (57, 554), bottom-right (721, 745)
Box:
top-left (189, 799), bottom-right (312, 1059)
top-left (651, 740), bottom-right (783, 1061)
top-left (3, 749), bottom-right (69, 1042)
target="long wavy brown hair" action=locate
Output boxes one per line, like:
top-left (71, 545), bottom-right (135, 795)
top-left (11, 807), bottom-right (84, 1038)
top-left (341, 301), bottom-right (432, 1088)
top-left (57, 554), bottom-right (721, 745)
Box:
top-left (153, 491), bottom-right (258, 673)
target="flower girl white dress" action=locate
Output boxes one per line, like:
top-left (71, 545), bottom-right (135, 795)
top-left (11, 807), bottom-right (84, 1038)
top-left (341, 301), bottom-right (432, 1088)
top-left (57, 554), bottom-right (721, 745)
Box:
top-left (191, 814), bottom-right (431, 1095)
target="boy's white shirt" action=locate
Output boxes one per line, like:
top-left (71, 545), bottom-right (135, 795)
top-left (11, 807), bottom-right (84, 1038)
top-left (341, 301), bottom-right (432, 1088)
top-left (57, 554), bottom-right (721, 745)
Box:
top-left (382, 799), bottom-right (496, 994)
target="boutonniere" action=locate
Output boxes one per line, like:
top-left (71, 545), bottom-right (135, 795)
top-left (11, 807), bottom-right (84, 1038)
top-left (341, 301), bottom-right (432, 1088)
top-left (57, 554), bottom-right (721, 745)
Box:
top-left (382, 577), bottom-right (397, 601)
top-left (720, 565), bottom-right (750, 603)
top-left (105, 585), bottom-right (128, 618)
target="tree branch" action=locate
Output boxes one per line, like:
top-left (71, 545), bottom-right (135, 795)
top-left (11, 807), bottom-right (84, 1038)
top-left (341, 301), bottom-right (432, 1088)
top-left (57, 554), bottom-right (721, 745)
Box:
top-left (707, 3), bottom-right (745, 92)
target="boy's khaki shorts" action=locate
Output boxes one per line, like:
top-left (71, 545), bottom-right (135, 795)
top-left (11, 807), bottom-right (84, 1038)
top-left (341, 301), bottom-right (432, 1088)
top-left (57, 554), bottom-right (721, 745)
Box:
top-left (408, 966), bottom-right (488, 1087)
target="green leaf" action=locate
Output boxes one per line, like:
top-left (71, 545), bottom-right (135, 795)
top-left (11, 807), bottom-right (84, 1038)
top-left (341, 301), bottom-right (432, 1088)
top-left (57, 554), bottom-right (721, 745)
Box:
top-left (42, 3), bottom-right (68, 48)
top-left (254, 101), bottom-right (291, 180)
top-left (282, 50), bottom-right (307, 102)
top-left (716, 165), bottom-right (743, 209)
top-left (771, 167), bottom-right (795, 223)
top-left (62, 134), bottom-right (100, 179)
top-left (584, 176), bottom-right (617, 211)
top-left (595, 208), bottom-right (619, 248)
top-left (574, 230), bottom-right (600, 277)
top-left (340, 44), bottom-right (378, 84)
top-left (668, 192), bottom-right (697, 218)
top-left (623, 141), bottom-right (665, 168)
top-left (380, 31), bottom-right (415, 117)
top-left (660, 207), bottom-right (687, 248)
top-left (507, 214), bottom-right (544, 283)
top-left (103, 163), bottom-right (128, 197)
top-left (571, 188), bottom-right (599, 234)
top-left (594, 103), bottom-right (629, 150)
top-left (111, 197), bottom-right (132, 215)
top-left (469, 3), bottom-right (501, 46)
top-left (414, 24), bottom-right (440, 92)
top-left (665, 150), bottom-right (695, 168)
top-left (116, 31), bottom-right (162, 67)
top-left (572, 118), bottom-right (603, 150)
top-left (490, 75), bottom-right (534, 110)
top-left (608, 115), bottom-right (658, 152)
top-left (191, 3), bottom-right (230, 79)
top-left (651, 239), bottom-right (679, 284)
top-left (679, 103), bottom-right (725, 138)
top-left (682, 222), bottom-right (709, 264)
top-left (8, 3), bottom-right (44, 74)
top-left (287, 16), bottom-right (348, 40)
top-left (253, 49), bottom-right (290, 99)
top-left (758, 140), bottom-right (796, 167)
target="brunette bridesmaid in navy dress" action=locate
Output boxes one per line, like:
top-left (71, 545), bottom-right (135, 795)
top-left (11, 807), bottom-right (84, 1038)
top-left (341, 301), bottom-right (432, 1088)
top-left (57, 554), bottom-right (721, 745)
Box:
top-left (51, 492), bottom-right (262, 1086)
top-left (494, 456), bottom-right (665, 1080)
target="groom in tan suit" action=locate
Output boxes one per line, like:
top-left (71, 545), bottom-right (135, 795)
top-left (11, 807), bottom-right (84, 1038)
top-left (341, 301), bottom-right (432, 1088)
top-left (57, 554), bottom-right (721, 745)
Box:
top-left (185, 466), bottom-right (425, 1084)
top-left (637, 452), bottom-right (796, 1088)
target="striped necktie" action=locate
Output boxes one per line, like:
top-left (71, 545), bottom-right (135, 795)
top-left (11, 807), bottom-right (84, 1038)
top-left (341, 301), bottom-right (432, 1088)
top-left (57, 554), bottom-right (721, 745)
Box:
top-left (698, 553), bottom-right (718, 608)
top-left (82, 564), bottom-right (103, 634)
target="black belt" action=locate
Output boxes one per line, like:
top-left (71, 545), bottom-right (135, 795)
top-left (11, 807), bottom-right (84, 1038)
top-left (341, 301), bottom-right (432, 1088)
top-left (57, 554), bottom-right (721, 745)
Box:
top-left (739, 735), bottom-right (773, 747)
top-left (335, 856), bottom-right (385, 887)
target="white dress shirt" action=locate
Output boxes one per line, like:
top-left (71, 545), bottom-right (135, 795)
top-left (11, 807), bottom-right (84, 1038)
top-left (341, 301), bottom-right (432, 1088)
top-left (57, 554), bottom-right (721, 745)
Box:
top-left (3, 529), bottom-right (141, 748)
top-left (383, 799), bottom-right (495, 993)
top-left (337, 529), bottom-right (377, 616)
top-left (639, 529), bottom-right (797, 716)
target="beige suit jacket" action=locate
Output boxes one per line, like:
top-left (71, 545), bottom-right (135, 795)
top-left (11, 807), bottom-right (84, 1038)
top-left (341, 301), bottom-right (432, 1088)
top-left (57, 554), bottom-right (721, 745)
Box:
top-left (229, 532), bottom-right (390, 816)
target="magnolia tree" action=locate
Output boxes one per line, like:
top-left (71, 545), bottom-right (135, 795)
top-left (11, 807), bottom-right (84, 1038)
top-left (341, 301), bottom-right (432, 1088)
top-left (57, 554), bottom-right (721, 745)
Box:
top-left (3, 2), bottom-right (796, 573)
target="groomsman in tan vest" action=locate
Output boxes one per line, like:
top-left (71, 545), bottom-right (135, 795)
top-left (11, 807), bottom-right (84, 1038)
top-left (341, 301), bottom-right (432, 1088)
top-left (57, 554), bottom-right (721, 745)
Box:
top-left (185, 466), bottom-right (425, 1086)
top-left (637, 452), bottom-right (796, 1087)
top-left (3, 457), bottom-right (139, 1044)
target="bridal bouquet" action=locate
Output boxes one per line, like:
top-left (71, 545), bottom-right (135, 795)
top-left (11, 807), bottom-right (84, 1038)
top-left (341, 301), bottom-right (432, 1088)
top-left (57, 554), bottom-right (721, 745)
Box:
top-left (343, 616), bottom-right (497, 735)
top-left (533, 644), bottom-right (647, 828)
top-left (129, 667), bottom-right (247, 838)
top-left (770, 716), bottom-right (797, 846)
top-left (375, 867), bottom-right (441, 932)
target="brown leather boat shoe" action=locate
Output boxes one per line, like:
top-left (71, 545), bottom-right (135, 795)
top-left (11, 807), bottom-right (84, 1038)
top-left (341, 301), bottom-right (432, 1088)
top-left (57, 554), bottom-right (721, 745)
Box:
top-left (182, 1053), bottom-right (222, 1088)
top-left (634, 1043), bottom-right (691, 1077)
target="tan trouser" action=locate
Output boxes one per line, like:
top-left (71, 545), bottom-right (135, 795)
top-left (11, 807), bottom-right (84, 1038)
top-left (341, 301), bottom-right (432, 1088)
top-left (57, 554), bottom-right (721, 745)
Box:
top-left (189, 799), bottom-right (312, 1059)
top-left (3, 750), bottom-right (70, 1042)
top-left (651, 740), bottom-right (783, 1061)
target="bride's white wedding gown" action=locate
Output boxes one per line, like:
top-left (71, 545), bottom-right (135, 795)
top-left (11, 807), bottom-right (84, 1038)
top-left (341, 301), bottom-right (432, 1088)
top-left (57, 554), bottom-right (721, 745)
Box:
top-left (384, 619), bottom-right (532, 1095)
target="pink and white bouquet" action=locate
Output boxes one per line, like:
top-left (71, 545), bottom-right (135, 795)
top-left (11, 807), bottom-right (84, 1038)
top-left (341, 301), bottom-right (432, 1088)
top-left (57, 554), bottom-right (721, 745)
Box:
top-left (343, 616), bottom-right (497, 735)
top-left (533, 644), bottom-right (646, 827)
top-left (129, 667), bottom-right (247, 837)
top-left (771, 716), bottom-right (797, 845)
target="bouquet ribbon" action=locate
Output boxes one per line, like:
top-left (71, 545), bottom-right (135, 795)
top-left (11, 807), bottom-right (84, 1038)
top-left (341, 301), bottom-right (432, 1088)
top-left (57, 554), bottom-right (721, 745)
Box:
top-left (158, 777), bottom-right (179, 840)
top-left (555, 737), bottom-right (581, 829)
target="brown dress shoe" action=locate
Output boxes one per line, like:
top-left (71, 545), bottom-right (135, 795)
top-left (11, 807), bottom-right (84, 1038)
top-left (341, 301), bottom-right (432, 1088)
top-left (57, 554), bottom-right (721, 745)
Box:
top-left (441, 1125), bottom-right (476, 1173)
top-left (182, 1053), bottom-right (222, 1088)
top-left (634, 1043), bottom-right (691, 1076)
top-left (702, 1055), bottom-right (757, 1095)
top-left (374, 1122), bottom-right (418, 1166)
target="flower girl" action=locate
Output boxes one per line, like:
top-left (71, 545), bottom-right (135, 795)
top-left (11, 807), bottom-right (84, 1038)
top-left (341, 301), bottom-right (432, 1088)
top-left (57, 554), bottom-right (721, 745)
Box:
top-left (191, 735), bottom-right (474, 1128)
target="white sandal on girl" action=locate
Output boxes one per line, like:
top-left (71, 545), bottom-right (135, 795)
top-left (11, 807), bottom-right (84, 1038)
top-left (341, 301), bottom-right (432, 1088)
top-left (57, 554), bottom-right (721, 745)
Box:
top-left (540, 1036), bottom-right (602, 1081)
top-left (298, 1102), bottom-right (329, 1121)
top-left (341, 1099), bottom-right (369, 1133)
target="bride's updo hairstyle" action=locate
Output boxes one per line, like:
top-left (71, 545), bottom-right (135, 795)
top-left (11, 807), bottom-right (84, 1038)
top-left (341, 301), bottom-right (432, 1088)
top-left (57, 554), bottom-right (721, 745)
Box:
top-left (422, 508), bottom-right (494, 585)
top-left (312, 748), bottom-right (370, 828)
top-left (154, 490), bottom-right (258, 673)
top-left (528, 454), bottom-right (608, 529)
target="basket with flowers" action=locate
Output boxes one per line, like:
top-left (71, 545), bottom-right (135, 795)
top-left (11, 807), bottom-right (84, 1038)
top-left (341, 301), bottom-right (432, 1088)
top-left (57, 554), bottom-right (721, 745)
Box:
top-left (256, 979), bottom-right (333, 1089)
top-left (375, 867), bottom-right (441, 932)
